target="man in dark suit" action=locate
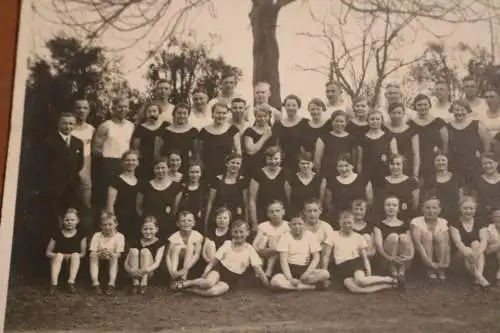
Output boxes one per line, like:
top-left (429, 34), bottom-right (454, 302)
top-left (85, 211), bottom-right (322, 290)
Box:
top-left (41, 112), bottom-right (84, 233)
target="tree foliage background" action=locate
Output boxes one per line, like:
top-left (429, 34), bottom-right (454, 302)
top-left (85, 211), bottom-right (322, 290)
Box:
top-left (146, 34), bottom-right (242, 104)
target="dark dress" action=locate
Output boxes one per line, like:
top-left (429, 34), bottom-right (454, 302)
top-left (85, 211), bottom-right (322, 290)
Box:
top-left (273, 119), bottom-right (308, 174)
top-left (199, 126), bottom-right (239, 181)
top-left (288, 173), bottom-right (324, 216)
top-left (52, 229), bottom-right (85, 254)
top-left (320, 132), bottom-right (357, 178)
top-left (301, 121), bottom-right (331, 155)
top-left (242, 127), bottom-right (278, 178)
top-left (252, 168), bottom-right (289, 223)
top-left (359, 133), bottom-right (393, 190)
top-left (346, 121), bottom-right (369, 145)
top-left (130, 238), bottom-right (166, 257)
top-left (451, 220), bottom-right (484, 247)
top-left (110, 175), bottom-right (140, 241)
top-left (447, 120), bottom-right (484, 187)
top-left (159, 126), bottom-right (199, 174)
top-left (375, 219), bottom-right (409, 239)
top-left (377, 177), bottom-right (419, 223)
top-left (327, 173), bottom-right (370, 223)
top-left (209, 175), bottom-right (248, 230)
top-left (472, 176), bottom-right (500, 220)
top-left (421, 173), bottom-right (462, 222)
top-left (408, 118), bottom-right (446, 180)
top-left (386, 126), bottom-right (417, 177)
top-left (132, 123), bottom-right (166, 181)
top-left (177, 184), bottom-right (207, 234)
top-left (353, 222), bottom-right (374, 236)
top-left (139, 180), bottom-right (182, 238)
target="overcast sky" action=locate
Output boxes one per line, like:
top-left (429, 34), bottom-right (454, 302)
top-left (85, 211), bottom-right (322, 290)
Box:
top-left (28, 0), bottom-right (497, 101)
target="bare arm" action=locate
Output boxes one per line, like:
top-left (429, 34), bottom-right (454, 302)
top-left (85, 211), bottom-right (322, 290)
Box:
top-left (79, 237), bottom-right (87, 258)
top-left (279, 252), bottom-right (294, 281)
top-left (360, 248), bottom-right (371, 276)
top-left (314, 138), bottom-right (325, 171)
top-left (233, 132), bottom-right (242, 155)
top-left (390, 137), bottom-right (398, 155)
top-left (440, 126), bottom-right (449, 155)
top-left (106, 186), bottom-right (118, 214)
top-left (365, 181), bottom-right (374, 205)
top-left (319, 178), bottom-right (327, 207)
top-left (320, 244), bottom-right (332, 270)
top-left (357, 146), bottom-right (363, 173)
top-left (478, 122), bottom-right (491, 153)
top-left (412, 188), bottom-right (420, 210)
top-left (45, 239), bottom-right (56, 259)
top-left (244, 130), bottom-right (271, 155)
top-left (249, 179), bottom-right (260, 228)
top-left (242, 188), bottom-right (250, 226)
top-left (304, 251), bottom-right (320, 277)
top-left (373, 227), bottom-right (394, 262)
top-left (136, 193), bottom-right (144, 218)
top-left (449, 226), bottom-right (470, 256)
top-left (184, 242), bottom-right (203, 271)
top-left (204, 189), bottom-right (217, 229)
top-left (284, 180), bottom-right (291, 204)
top-left (478, 227), bottom-right (489, 254)
top-left (173, 191), bottom-right (182, 217)
top-left (412, 134), bottom-right (420, 178)
top-left (92, 123), bottom-right (108, 157)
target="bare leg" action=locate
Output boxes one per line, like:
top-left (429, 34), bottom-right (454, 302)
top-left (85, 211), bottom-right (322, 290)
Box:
top-left (398, 234), bottom-right (413, 278)
top-left (265, 255), bottom-right (277, 277)
top-left (139, 249), bottom-right (154, 286)
top-left (353, 270), bottom-right (397, 287)
top-left (383, 233), bottom-right (399, 276)
top-left (183, 271), bottom-right (220, 289)
top-left (68, 253), bottom-right (81, 284)
top-left (344, 278), bottom-right (396, 293)
top-left (108, 256), bottom-right (119, 287)
top-left (127, 249), bottom-right (140, 285)
top-left (471, 241), bottom-right (489, 287)
top-left (301, 269), bottom-right (330, 285)
top-left (270, 273), bottom-right (316, 291)
top-left (434, 231), bottom-right (450, 279)
top-left (363, 234), bottom-right (376, 258)
top-left (187, 281), bottom-right (230, 297)
top-left (169, 245), bottom-right (182, 279)
top-left (50, 253), bottom-right (64, 286)
top-left (89, 253), bottom-right (100, 286)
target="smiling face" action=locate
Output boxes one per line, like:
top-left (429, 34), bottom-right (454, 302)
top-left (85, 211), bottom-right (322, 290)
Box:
top-left (481, 157), bottom-right (498, 175)
top-left (352, 202), bottom-right (367, 221)
top-left (226, 157), bottom-right (242, 174)
top-left (289, 217), bottom-right (305, 237)
top-left (434, 154), bottom-right (448, 171)
top-left (192, 92), bottom-right (208, 109)
top-left (231, 224), bottom-right (249, 244)
top-left (266, 152), bottom-right (281, 168)
top-left (389, 156), bottom-right (404, 176)
top-left (460, 200), bottom-right (476, 219)
top-left (59, 115), bottom-right (76, 135)
top-left (303, 202), bottom-right (322, 224)
top-left (173, 107), bottom-right (190, 125)
top-left (122, 152), bottom-right (139, 172)
top-left (452, 103), bottom-right (468, 122)
top-left (336, 159), bottom-right (353, 177)
top-left (353, 101), bottom-right (368, 119)
top-left (167, 153), bottom-right (182, 172)
top-left (177, 213), bottom-right (195, 231)
top-left (339, 214), bottom-right (354, 233)
top-left (141, 221), bottom-right (158, 240)
top-left (113, 99), bottom-right (129, 120)
top-left (231, 101), bottom-right (246, 120)
top-left (367, 112), bottom-right (383, 129)
top-left (254, 109), bottom-right (270, 127)
top-left (188, 165), bottom-right (202, 183)
top-left (284, 98), bottom-right (299, 117)
top-left (153, 161), bottom-right (168, 179)
top-left (212, 105), bottom-right (229, 124)
top-left (100, 217), bottom-right (118, 236)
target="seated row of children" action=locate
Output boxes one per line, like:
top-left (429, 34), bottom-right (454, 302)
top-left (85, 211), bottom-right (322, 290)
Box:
top-left (46, 194), bottom-right (500, 297)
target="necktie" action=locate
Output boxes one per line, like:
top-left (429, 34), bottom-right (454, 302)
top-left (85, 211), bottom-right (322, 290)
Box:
top-left (66, 136), bottom-right (70, 147)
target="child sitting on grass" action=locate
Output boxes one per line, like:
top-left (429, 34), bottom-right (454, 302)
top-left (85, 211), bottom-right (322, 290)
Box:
top-left (202, 207), bottom-right (232, 264)
top-left (351, 199), bottom-right (376, 257)
top-left (253, 200), bottom-right (290, 277)
top-left (89, 212), bottom-right (125, 296)
top-left (332, 211), bottom-right (400, 293)
top-left (45, 208), bottom-right (87, 294)
top-left (166, 211), bottom-right (204, 287)
top-left (124, 216), bottom-right (166, 295)
top-left (172, 220), bottom-right (269, 296)
top-left (270, 216), bottom-right (330, 291)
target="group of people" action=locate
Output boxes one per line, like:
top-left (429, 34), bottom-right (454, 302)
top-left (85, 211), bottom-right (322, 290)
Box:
top-left (41, 71), bottom-right (500, 297)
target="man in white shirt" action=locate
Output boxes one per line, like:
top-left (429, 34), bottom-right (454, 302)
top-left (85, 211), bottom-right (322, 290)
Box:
top-left (463, 76), bottom-right (488, 120)
top-left (430, 80), bottom-right (453, 121)
top-left (207, 71), bottom-right (242, 111)
top-left (189, 88), bottom-right (212, 130)
top-left (247, 82), bottom-right (282, 125)
top-left (325, 81), bottom-right (353, 119)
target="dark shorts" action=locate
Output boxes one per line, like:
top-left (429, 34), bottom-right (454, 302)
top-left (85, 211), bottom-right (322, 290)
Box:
top-left (335, 257), bottom-right (365, 281)
top-left (275, 263), bottom-right (308, 279)
top-left (214, 263), bottom-right (243, 287)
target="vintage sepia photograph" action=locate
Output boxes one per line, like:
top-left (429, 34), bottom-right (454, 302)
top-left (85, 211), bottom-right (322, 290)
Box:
top-left (4, 0), bottom-right (500, 332)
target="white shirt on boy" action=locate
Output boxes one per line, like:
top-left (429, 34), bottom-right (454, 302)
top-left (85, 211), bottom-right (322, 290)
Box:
top-left (276, 230), bottom-right (321, 266)
top-left (215, 241), bottom-right (262, 275)
top-left (89, 232), bottom-right (125, 253)
top-left (331, 231), bottom-right (367, 265)
top-left (168, 230), bottom-right (204, 250)
top-left (305, 220), bottom-right (334, 248)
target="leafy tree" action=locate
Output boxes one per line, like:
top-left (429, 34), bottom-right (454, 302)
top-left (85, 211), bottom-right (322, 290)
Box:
top-left (146, 35), bottom-right (242, 104)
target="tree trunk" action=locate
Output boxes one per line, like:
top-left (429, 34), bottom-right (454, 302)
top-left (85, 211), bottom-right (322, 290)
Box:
top-left (249, 1), bottom-right (282, 109)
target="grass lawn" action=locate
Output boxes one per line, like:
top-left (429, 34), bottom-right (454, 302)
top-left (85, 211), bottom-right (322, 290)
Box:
top-left (5, 270), bottom-right (500, 333)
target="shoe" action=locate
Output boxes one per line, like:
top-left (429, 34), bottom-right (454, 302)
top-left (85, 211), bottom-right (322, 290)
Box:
top-left (93, 285), bottom-right (102, 295)
top-left (397, 274), bottom-right (406, 289)
top-left (49, 285), bottom-right (57, 295)
top-left (438, 271), bottom-right (446, 281)
top-left (67, 283), bottom-right (76, 294)
top-left (427, 271), bottom-right (437, 280)
top-left (139, 286), bottom-right (147, 295)
top-left (130, 286), bottom-right (139, 295)
top-left (105, 285), bottom-right (115, 296)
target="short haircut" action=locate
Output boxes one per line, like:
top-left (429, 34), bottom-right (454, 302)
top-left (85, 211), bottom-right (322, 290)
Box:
top-left (388, 102), bottom-right (405, 114)
top-left (283, 94), bottom-right (302, 108)
top-left (211, 101), bottom-right (229, 114)
top-left (232, 220), bottom-right (249, 230)
top-left (480, 151), bottom-right (499, 162)
top-left (59, 112), bottom-right (76, 122)
top-left (298, 151), bottom-right (313, 163)
top-left (303, 198), bottom-right (322, 209)
top-left (337, 153), bottom-right (354, 165)
top-left (308, 98), bottom-right (326, 111)
top-left (339, 210), bottom-right (354, 221)
top-left (178, 211), bottom-right (195, 220)
top-left (264, 146), bottom-right (282, 158)
top-left (121, 149), bottom-right (140, 161)
top-left (192, 87), bottom-right (208, 95)
top-left (330, 110), bottom-right (348, 122)
top-left (63, 207), bottom-right (79, 219)
top-left (412, 93), bottom-right (432, 110)
top-left (215, 207), bottom-right (232, 220)
top-left (267, 200), bottom-right (284, 210)
top-left (100, 211), bottom-right (118, 224)
top-left (143, 216), bottom-right (158, 227)
top-left (231, 97), bottom-right (247, 105)
top-left (352, 199), bottom-right (367, 208)
top-left (449, 99), bottom-right (473, 114)
top-left (172, 103), bottom-right (191, 116)
top-left (388, 153), bottom-right (407, 166)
